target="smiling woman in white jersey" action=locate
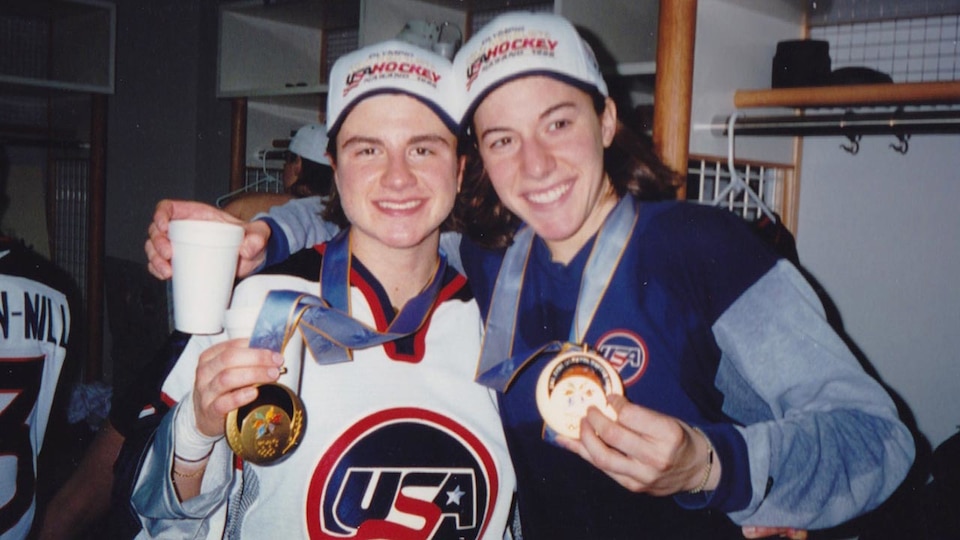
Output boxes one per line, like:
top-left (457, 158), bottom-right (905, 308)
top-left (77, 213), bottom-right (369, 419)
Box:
top-left (131, 39), bottom-right (515, 540)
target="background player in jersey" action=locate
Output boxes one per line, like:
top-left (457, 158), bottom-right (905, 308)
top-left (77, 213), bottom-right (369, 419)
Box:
top-left (142, 12), bottom-right (913, 539)
top-left (0, 145), bottom-right (77, 540)
top-left (221, 123), bottom-right (334, 221)
top-left (131, 39), bottom-right (515, 539)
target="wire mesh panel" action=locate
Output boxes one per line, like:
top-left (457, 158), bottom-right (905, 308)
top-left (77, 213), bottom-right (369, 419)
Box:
top-left (243, 167), bottom-right (285, 194)
top-left (0, 14), bottom-right (49, 126)
top-left (811, 14), bottom-right (960, 83)
top-left (808, 1), bottom-right (960, 27)
top-left (687, 157), bottom-right (787, 221)
top-left (52, 159), bottom-right (89, 305)
top-left (0, 14), bottom-right (49, 80)
top-left (0, 94), bottom-right (46, 126)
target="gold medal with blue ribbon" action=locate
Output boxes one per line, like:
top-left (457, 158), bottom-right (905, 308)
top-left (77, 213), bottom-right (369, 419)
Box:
top-left (227, 229), bottom-right (447, 463)
top-left (476, 196), bottom-right (638, 440)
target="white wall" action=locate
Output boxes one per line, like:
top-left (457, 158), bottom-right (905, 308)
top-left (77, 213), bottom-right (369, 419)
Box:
top-left (690, 0), bottom-right (801, 163)
top-left (107, 0), bottom-right (231, 263)
top-left (797, 135), bottom-right (960, 449)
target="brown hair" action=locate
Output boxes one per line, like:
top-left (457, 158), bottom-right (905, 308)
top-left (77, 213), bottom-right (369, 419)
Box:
top-left (458, 91), bottom-right (681, 250)
top-left (289, 157), bottom-right (334, 199)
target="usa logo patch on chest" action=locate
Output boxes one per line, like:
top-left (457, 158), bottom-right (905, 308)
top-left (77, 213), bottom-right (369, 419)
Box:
top-left (306, 408), bottom-right (499, 539)
top-left (595, 329), bottom-right (649, 386)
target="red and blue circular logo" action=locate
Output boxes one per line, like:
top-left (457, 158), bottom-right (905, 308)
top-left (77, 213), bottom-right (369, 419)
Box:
top-left (306, 408), bottom-right (499, 539)
top-left (595, 330), bottom-right (648, 386)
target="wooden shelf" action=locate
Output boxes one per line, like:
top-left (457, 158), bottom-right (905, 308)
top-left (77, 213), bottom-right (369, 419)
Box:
top-left (734, 80), bottom-right (960, 109)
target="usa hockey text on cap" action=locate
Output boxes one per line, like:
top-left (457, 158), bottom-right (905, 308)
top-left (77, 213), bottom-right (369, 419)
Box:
top-left (454, 12), bottom-right (609, 130)
top-left (326, 40), bottom-right (461, 140)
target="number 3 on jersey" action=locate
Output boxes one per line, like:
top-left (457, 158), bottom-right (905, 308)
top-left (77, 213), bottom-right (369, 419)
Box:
top-left (0, 356), bottom-right (44, 534)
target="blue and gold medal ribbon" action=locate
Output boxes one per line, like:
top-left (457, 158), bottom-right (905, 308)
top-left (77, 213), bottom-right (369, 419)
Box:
top-left (475, 196), bottom-right (639, 391)
top-left (248, 229), bottom-right (447, 364)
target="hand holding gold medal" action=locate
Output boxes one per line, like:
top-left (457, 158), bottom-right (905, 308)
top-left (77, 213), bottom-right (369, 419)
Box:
top-left (535, 343), bottom-right (624, 439)
top-left (218, 235), bottom-right (449, 464)
top-left (222, 306), bottom-right (306, 465)
top-left (225, 381), bottom-right (304, 465)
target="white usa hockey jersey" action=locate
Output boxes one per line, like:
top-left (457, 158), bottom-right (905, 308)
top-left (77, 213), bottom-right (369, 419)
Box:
top-left (133, 247), bottom-right (515, 539)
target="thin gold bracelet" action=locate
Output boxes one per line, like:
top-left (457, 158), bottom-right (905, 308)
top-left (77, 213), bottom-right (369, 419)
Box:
top-left (689, 427), bottom-right (715, 494)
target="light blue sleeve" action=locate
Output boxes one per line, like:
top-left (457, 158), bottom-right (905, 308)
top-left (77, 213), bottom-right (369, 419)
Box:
top-left (255, 196), bottom-right (338, 255)
top-left (131, 402), bottom-right (235, 538)
top-left (713, 260), bottom-right (915, 528)
top-left (255, 196), bottom-right (465, 273)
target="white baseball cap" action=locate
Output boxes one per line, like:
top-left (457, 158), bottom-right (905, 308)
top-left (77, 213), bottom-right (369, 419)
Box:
top-left (454, 12), bottom-right (608, 129)
top-left (288, 123), bottom-right (331, 166)
top-left (326, 39), bottom-right (461, 141)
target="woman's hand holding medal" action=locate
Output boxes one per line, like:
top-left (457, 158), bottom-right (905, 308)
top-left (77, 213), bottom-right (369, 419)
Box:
top-left (554, 396), bottom-right (720, 497)
top-left (193, 338), bottom-right (284, 438)
top-left (557, 398), bottom-right (809, 539)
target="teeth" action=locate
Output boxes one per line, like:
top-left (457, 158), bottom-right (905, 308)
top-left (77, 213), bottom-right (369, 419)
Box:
top-left (379, 200), bottom-right (421, 211)
top-left (527, 183), bottom-right (569, 204)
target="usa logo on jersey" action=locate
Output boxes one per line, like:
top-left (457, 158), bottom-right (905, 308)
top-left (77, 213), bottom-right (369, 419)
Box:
top-left (306, 408), bottom-right (499, 539)
top-left (595, 330), bottom-right (648, 386)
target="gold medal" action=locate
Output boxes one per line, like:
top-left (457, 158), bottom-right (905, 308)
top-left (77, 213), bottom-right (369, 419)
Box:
top-left (535, 343), bottom-right (623, 439)
top-left (226, 383), bottom-right (305, 465)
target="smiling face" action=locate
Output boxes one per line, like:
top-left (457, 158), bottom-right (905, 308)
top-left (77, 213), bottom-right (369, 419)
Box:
top-left (473, 76), bottom-right (618, 263)
top-left (332, 93), bottom-right (463, 262)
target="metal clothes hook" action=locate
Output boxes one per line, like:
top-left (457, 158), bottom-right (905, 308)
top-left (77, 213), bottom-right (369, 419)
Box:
top-left (840, 133), bottom-right (861, 155)
top-left (838, 110), bottom-right (861, 155)
top-left (890, 133), bottom-right (910, 154)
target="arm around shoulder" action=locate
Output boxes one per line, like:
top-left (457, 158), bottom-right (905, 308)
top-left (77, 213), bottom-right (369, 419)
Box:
top-left (255, 196), bottom-right (340, 265)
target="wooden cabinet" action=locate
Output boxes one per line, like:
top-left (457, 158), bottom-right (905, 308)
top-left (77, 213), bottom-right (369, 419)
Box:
top-left (358, 0), bottom-right (468, 50)
top-left (217, 0), bottom-right (361, 98)
top-left (217, 1), bottom-right (359, 172)
top-left (357, 0), bottom-right (659, 74)
top-left (218, 0), bottom-right (664, 182)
